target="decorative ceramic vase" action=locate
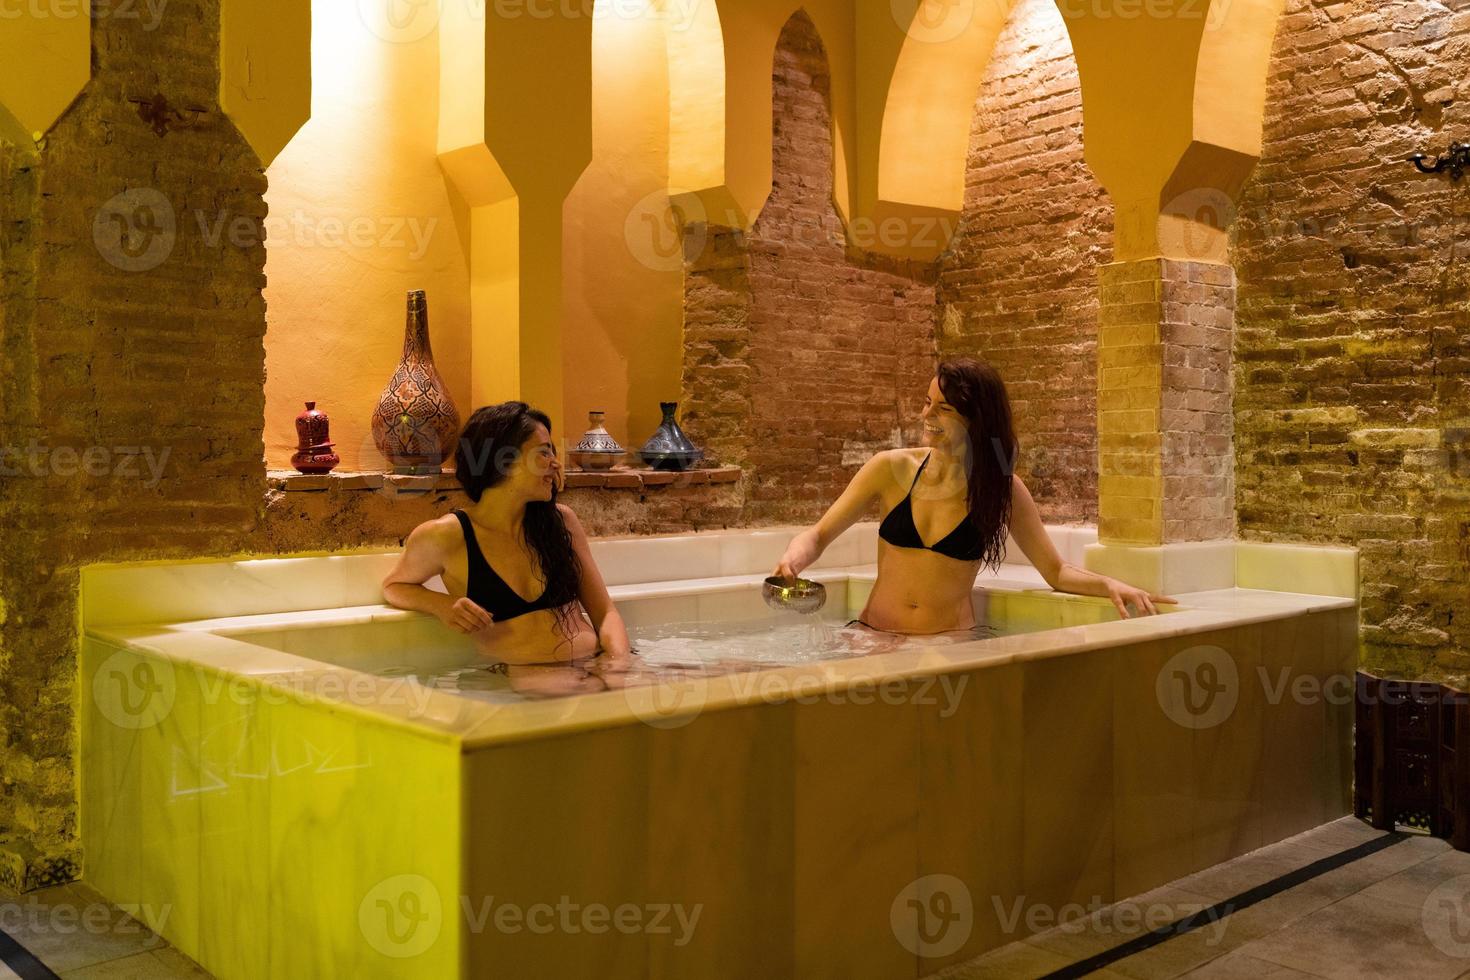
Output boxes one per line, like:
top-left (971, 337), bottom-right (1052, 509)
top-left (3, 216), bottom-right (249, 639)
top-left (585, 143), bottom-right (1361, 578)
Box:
top-left (371, 290), bottom-right (461, 474)
top-left (570, 410), bottom-right (625, 470)
top-left (290, 401), bottom-right (340, 474)
top-left (638, 401), bottom-right (703, 472)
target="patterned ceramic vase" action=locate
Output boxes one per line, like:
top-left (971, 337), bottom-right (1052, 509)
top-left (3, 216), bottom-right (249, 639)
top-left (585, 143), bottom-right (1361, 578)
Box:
top-left (290, 401), bottom-right (340, 474)
top-left (371, 290), bottom-right (461, 474)
top-left (570, 411), bottom-right (625, 470)
top-left (638, 401), bottom-right (703, 472)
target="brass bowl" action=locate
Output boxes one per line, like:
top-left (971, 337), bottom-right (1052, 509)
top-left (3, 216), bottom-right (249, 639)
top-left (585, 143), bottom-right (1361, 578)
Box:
top-left (762, 576), bottom-right (827, 615)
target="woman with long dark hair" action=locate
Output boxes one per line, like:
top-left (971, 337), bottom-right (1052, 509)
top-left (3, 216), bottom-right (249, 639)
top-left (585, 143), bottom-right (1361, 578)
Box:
top-left (774, 358), bottom-right (1171, 633)
top-left (382, 402), bottom-right (634, 693)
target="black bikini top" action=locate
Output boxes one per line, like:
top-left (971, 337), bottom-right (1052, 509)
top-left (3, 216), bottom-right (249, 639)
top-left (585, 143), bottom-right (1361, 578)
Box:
top-left (452, 510), bottom-right (568, 622)
top-left (877, 453), bottom-right (985, 562)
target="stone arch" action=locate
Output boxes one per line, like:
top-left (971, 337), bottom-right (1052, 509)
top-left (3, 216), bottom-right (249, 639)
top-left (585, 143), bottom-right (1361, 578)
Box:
top-left (868, 0), bottom-right (1289, 260)
top-left (1060, 0), bottom-right (1288, 260)
top-left (663, 0), bottom-right (858, 230)
top-left (679, 6), bottom-right (938, 522)
top-left (874, 0), bottom-right (1021, 216)
top-left (936, 0), bottom-right (1107, 525)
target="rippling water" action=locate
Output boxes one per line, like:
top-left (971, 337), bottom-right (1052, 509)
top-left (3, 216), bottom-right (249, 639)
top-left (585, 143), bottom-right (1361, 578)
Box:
top-left (372, 614), bottom-right (1002, 702)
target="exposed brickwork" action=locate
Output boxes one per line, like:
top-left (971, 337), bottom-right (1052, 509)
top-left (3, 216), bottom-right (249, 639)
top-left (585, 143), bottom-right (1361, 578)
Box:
top-left (1098, 258), bottom-right (1235, 545)
top-left (936, 0), bottom-right (1110, 525)
top-left (0, 0), bottom-right (268, 884)
top-left (1233, 0), bottom-right (1470, 678)
top-left (1160, 262), bottom-right (1236, 542)
top-left (680, 10), bottom-right (938, 526)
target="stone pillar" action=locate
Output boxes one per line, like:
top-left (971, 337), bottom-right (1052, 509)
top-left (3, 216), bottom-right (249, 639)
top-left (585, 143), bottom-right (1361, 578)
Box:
top-left (1090, 258), bottom-right (1236, 591)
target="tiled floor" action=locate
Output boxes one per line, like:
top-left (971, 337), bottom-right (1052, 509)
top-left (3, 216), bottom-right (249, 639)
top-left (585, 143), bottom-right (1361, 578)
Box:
top-left (0, 881), bottom-right (209, 979)
top-left (1, 818), bottom-right (1465, 978)
top-left (940, 818), bottom-right (1470, 979)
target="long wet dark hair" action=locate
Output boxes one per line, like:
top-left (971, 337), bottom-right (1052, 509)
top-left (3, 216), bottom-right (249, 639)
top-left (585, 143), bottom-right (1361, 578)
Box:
top-left (454, 402), bottom-right (583, 643)
top-left (937, 358), bottom-right (1017, 572)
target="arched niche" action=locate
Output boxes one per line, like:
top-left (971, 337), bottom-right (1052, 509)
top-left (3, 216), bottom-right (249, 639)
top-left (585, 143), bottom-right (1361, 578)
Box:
top-left (1060, 0), bottom-right (1287, 261)
top-left (860, 0), bottom-right (1288, 261)
top-left (664, 0), bottom-right (857, 231)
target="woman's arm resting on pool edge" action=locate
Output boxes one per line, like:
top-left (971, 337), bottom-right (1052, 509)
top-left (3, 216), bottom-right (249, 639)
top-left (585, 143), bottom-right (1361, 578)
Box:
top-left (381, 521), bottom-right (495, 634)
top-left (773, 452), bottom-right (889, 581)
top-left (560, 504), bottom-right (635, 670)
top-left (1007, 477), bottom-right (1176, 619)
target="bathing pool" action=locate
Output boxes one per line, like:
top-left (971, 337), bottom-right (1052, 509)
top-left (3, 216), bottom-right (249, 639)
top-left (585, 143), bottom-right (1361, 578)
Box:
top-left (78, 522), bottom-right (1358, 979)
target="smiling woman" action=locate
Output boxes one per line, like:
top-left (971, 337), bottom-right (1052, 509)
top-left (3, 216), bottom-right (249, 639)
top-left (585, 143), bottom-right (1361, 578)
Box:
top-left (774, 358), bottom-right (1173, 629)
top-left (380, 402), bottom-right (637, 695)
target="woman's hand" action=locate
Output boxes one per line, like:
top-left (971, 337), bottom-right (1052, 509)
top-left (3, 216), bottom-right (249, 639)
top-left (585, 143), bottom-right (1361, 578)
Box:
top-left (441, 596), bottom-right (494, 634)
top-left (773, 530), bottom-right (820, 582)
top-left (1105, 579), bottom-right (1176, 619)
top-left (594, 647), bottom-right (638, 674)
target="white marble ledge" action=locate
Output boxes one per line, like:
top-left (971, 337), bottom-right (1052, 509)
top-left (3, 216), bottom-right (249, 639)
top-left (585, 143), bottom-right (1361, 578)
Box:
top-left (85, 581), bottom-right (1354, 656)
top-left (81, 580), bottom-right (1359, 751)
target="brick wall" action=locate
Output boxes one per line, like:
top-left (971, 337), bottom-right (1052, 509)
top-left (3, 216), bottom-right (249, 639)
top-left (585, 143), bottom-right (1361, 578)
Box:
top-left (0, 0), bottom-right (801, 879)
top-left (680, 10), bottom-right (938, 526)
top-left (935, 0), bottom-right (1109, 525)
top-left (1097, 259), bottom-right (1236, 544)
top-left (0, 0), bottom-right (271, 888)
top-left (1233, 0), bottom-right (1470, 679)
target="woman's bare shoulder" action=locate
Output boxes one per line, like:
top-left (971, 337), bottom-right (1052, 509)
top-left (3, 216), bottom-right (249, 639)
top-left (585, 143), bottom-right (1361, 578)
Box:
top-left (407, 512), bottom-right (464, 551)
top-left (863, 448), bottom-right (924, 485)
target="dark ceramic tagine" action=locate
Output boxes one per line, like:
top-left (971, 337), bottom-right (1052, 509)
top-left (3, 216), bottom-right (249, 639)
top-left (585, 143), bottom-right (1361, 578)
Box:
top-left (291, 401), bottom-right (340, 474)
top-left (638, 401), bottom-right (703, 472)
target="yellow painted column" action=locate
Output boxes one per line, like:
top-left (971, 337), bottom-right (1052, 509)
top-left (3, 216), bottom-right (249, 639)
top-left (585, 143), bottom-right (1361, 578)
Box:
top-left (1097, 259), bottom-right (1235, 546)
top-left (436, 1), bottom-right (593, 429)
top-left (0, 0), bottom-right (90, 145)
top-left (219, 0), bottom-right (311, 168)
top-left (1063, 0), bottom-right (1285, 545)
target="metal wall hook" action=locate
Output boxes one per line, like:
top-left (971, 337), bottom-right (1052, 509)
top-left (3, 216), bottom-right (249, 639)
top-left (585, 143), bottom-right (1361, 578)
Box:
top-left (1410, 143), bottom-right (1470, 181)
top-left (127, 93), bottom-right (208, 138)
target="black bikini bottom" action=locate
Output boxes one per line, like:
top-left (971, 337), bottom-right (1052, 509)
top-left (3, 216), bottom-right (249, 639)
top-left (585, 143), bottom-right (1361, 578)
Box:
top-left (846, 619), bottom-right (999, 640)
top-left (486, 647), bottom-right (639, 675)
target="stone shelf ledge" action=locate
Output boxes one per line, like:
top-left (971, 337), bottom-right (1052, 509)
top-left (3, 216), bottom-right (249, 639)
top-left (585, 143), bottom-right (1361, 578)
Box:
top-left (267, 467), bottom-right (741, 493)
top-left (267, 470), bottom-right (457, 493)
top-left (563, 466), bottom-right (740, 490)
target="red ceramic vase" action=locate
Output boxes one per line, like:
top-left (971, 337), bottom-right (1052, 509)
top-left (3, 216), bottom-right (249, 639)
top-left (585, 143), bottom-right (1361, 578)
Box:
top-left (290, 402), bottom-right (341, 474)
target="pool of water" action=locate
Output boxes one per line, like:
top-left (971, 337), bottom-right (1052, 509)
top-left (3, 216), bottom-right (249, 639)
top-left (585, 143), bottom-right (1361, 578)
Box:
top-left (370, 613), bottom-right (1007, 701)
